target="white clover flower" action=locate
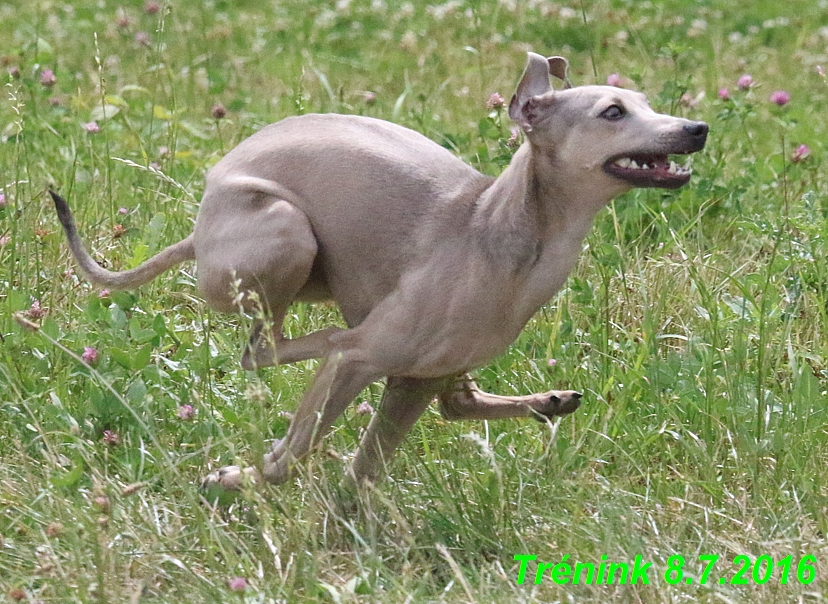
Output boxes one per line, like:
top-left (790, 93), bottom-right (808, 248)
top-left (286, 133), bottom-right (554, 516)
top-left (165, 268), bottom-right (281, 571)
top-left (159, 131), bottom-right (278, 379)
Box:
top-left (559, 7), bottom-right (577, 19)
top-left (314, 9), bottom-right (337, 29)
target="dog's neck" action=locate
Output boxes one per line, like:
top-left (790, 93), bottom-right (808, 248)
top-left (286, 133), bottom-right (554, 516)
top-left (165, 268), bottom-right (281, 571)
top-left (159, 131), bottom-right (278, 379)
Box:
top-left (472, 140), bottom-right (619, 318)
top-left (474, 142), bottom-right (611, 254)
top-left (476, 141), bottom-right (614, 225)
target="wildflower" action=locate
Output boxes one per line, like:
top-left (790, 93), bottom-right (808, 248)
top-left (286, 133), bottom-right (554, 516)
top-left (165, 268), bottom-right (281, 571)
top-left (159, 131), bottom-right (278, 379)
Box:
top-left (26, 300), bottom-right (46, 320)
top-left (8, 588), bottom-right (26, 601)
top-left (82, 347), bottom-right (99, 364)
top-left (116, 10), bottom-right (130, 28)
top-left (427, 2), bottom-right (460, 20)
top-left (112, 224), bottom-right (127, 238)
top-left (228, 577), bottom-right (248, 591)
top-left (98, 289), bottom-right (110, 298)
top-left (357, 401), bottom-right (374, 415)
top-left (314, 9), bottom-right (337, 29)
top-left (34, 229), bottom-right (50, 238)
top-left (736, 74), bottom-right (752, 90)
top-left (7, 66), bottom-right (19, 78)
top-left (792, 144), bottom-right (810, 163)
top-left (83, 121), bottom-right (100, 134)
top-left (400, 30), bottom-right (417, 52)
top-left (40, 69), bottom-right (56, 87)
top-left (93, 495), bottom-right (111, 513)
top-left (769, 90), bottom-right (790, 106)
top-left (547, 358), bottom-right (557, 367)
top-left (45, 522), bottom-right (64, 538)
top-left (718, 88), bottom-right (730, 101)
top-left (0, 236), bottom-right (10, 247)
top-left (158, 146), bottom-right (170, 157)
top-left (679, 92), bottom-right (700, 108)
top-left (144, 0), bottom-right (160, 14)
top-left (101, 430), bottom-right (120, 447)
top-left (177, 404), bottom-right (195, 420)
top-left (817, 65), bottom-right (826, 78)
top-left (246, 383), bottom-right (267, 403)
top-left (486, 92), bottom-right (505, 110)
top-left (505, 126), bottom-right (520, 149)
top-left (606, 73), bottom-right (621, 87)
top-left (687, 18), bottom-right (707, 38)
top-left (363, 91), bottom-right (376, 105)
top-left (49, 97), bottom-right (63, 106)
top-left (211, 103), bottom-right (227, 119)
top-left (0, 193), bottom-right (6, 208)
top-left (134, 31), bottom-right (150, 46)
top-left (118, 207), bottom-right (128, 215)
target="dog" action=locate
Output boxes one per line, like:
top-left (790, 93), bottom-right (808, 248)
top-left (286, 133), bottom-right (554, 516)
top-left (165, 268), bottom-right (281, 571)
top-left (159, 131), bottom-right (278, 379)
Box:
top-left (49, 53), bottom-right (707, 491)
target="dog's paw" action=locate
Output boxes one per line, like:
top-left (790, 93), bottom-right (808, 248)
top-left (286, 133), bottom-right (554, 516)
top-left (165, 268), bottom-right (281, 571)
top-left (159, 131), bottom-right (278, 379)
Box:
top-left (531, 390), bottom-right (582, 422)
top-left (241, 334), bottom-right (278, 371)
top-left (261, 445), bottom-right (294, 485)
top-left (200, 465), bottom-right (260, 502)
top-left (241, 345), bottom-right (275, 371)
top-left (240, 350), bottom-right (256, 371)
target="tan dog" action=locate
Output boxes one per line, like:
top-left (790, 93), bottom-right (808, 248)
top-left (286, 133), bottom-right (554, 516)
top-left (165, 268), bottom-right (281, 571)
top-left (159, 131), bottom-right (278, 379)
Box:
top-left (50, 53), bottom-right (707, 491)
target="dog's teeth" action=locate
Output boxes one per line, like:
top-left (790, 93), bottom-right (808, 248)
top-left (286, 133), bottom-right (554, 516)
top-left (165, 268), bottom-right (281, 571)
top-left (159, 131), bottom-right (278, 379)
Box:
top-left (641, 163), bottom-right (650, 170)
top-left (616, 157), bottom-right (631, 168)
top-left (668, 161), bottom-right (678, 174)
top-left (629, 160), bottom-right (639, 169)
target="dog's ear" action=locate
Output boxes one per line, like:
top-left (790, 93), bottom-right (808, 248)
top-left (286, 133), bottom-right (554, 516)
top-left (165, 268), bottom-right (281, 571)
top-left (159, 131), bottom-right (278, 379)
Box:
top-left (547, 56), bottom-right (571, 89)
top-left (509, 52), bottom-right (552, 131)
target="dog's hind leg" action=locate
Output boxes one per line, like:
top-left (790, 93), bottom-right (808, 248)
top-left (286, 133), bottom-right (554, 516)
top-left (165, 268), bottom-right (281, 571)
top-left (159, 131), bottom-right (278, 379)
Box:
top-left (438, 377), bottom-right (582, 422)
top-left (194, 191), bottom-right (337, 370)
top-left (242, 323), bottom-right (344, 369)
top-left (347, 376), bottom-right (446, 486)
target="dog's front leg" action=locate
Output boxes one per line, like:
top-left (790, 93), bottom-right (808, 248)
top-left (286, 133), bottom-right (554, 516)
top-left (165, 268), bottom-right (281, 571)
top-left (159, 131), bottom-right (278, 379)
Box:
top-left (346, 376), bottom-right (447, 487)
top-left (438, 377), bottom-right (582, 422)
top-left (262, 350), bottom-right (382, 484)
top-left (202, 348), bottom-right (381, 493)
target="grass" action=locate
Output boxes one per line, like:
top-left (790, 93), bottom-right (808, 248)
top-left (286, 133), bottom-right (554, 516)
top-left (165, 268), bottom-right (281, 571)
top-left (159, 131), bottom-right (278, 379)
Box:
top-left (1, 0), bottom-right (828, 601)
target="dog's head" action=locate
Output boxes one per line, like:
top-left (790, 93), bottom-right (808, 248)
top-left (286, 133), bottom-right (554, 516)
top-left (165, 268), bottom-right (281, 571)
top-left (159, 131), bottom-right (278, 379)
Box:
top-left (509, 53), bottom-right (708, 196)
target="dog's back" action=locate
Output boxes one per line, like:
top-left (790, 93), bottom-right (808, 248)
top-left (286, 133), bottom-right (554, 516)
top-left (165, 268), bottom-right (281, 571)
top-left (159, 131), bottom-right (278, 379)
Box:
top-left (197, 113), bottom-right (493, 321)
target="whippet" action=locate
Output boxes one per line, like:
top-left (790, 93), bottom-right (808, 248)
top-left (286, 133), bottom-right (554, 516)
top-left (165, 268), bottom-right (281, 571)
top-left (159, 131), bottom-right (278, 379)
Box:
top-left (49, 53), bottom-right (707, 491)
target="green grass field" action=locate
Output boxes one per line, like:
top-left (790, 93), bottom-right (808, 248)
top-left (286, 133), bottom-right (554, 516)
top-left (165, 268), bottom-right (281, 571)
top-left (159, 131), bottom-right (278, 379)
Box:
top-left (2, 0), bottom-right (828, 601)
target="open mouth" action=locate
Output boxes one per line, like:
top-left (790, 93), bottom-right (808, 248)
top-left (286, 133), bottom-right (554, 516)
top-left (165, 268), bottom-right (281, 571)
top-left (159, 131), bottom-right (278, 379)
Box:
top-left (603, 153), bottom-right (694, 189)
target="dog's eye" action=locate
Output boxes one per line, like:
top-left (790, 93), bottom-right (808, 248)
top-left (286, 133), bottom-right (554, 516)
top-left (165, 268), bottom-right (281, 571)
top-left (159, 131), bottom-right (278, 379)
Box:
top-left (601, 105), bottom-right (625, 120)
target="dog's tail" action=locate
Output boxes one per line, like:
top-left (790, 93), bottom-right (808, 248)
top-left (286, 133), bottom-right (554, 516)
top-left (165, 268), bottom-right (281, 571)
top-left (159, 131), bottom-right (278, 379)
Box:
top-left (49, 190), bottom-right (196, 290)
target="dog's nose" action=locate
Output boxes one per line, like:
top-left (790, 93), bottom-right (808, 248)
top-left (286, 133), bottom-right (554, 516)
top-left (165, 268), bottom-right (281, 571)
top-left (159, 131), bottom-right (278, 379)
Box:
top-left (683, 121), bottom-right (709, 139)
